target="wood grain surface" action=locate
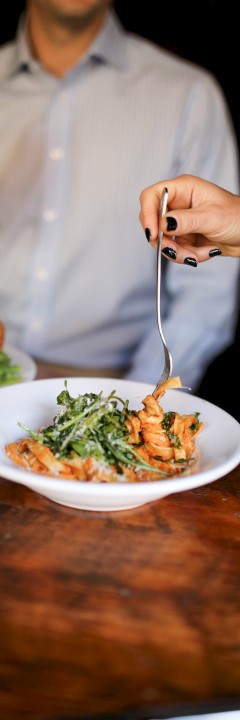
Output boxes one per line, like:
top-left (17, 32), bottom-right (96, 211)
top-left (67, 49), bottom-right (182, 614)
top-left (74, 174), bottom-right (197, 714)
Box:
top-left (1, 470), bottom-right (240, 720)
top-left (0, 363), bottom-right (240, 720)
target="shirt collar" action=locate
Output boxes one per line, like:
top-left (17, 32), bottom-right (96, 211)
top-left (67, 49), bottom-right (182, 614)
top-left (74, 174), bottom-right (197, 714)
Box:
top-left (8, 8), bottom-right (128, 77)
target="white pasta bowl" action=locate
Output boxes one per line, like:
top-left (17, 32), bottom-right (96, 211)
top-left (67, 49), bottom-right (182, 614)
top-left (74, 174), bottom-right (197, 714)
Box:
top-left (0, 377), bottom-right (239, 511)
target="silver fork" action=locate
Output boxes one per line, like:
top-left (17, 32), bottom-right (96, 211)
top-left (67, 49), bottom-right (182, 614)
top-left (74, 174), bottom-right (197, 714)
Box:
top-left (152, 187), bottom-right (173, 395)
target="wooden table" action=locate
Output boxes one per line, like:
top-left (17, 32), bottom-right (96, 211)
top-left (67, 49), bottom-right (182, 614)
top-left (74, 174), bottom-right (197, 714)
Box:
top-left (0, 363), bottom-right (240, 720)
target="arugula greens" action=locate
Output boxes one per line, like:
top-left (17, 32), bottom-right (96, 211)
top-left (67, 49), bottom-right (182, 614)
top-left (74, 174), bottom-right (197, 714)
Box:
top-left (0, 350), bottom-right (23, 387)
top-left (19, 380), bottom-right (169, 476)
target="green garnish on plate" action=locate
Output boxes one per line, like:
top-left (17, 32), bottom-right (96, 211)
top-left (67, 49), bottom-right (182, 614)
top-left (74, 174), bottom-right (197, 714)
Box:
top-left (19, 380), bottom-right (169, 476)
top-left (0, 349), bottom-right (23, 387)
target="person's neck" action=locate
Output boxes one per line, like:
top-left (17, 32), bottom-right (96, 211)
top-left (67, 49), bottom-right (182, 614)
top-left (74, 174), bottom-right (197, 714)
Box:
top-left (27, 6), bottom-right (108, 77)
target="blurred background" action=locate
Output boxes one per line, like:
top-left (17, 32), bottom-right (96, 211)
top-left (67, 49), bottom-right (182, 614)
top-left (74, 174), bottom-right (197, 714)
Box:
top-left (1, 0), bottom-right (239, 420)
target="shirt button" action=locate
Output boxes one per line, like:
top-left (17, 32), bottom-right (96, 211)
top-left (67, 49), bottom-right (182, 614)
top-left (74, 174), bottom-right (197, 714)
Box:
top-left (36, 267), bottom-right (49, 282)
top-left (30, 319), bottom-right (43, 332)
top-left (49, 148), bottom-right (64, 160)
top-left (43, 209), bottom-right (58, 222)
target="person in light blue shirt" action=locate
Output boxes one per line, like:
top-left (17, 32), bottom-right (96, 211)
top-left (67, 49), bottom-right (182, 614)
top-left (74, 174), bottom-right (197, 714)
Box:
top-left (0, 0), bottom-right (239, 392)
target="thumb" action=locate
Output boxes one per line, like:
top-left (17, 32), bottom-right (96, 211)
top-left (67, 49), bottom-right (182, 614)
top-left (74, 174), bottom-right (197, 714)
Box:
top-left (162, 208), bottom-right (208, 238)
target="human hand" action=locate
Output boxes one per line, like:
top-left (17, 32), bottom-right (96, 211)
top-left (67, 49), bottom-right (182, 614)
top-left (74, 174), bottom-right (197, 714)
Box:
top-left (139, 174), bottom-right (240, 263)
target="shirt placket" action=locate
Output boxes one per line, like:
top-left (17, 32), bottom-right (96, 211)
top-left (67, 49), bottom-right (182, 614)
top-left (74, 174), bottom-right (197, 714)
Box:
top-left (22, 81), bottom-right (73, 356)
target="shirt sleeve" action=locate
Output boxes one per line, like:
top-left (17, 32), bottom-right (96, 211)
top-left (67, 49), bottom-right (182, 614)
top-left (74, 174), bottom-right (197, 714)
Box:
top-left (125, 71), bottom-right (240, 390)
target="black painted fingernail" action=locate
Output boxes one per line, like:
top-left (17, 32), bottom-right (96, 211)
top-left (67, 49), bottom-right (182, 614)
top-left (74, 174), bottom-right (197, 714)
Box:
top-left (162, 247), bottom-right (177, 260)
top-left (166, 216), bottom-right (177, 231)
top-left (209, 248), bottom-right (222, 257)
top-left (184, 257), bottom-right (198, 267)
top-left (145, 228), bottom-right (152, 242)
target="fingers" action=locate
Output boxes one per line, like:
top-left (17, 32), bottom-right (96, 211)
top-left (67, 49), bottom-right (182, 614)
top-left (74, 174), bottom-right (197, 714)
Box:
top-left (139, 175), bottom-right (197, 243)
top-left (162, 238), bottom-right (198, 264)
top-left (161, 239), bottom-right (222, 264)
top-left (161, 236), bottom-right (218, 264)
top-left (139, 184), bottom-right (166, 244)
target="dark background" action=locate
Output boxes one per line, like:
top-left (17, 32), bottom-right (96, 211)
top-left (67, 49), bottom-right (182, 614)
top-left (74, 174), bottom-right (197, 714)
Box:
top-left (1, 1), bottom-right (239, 420)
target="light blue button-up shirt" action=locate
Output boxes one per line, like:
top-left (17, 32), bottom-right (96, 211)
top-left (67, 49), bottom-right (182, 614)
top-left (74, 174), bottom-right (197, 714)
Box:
top-left (0, 9), bottom-right (239, 390)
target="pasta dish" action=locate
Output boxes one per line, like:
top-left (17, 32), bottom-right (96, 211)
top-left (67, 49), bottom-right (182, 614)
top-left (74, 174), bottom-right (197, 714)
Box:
top-left (5, 377), bottom-right (203, 483)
